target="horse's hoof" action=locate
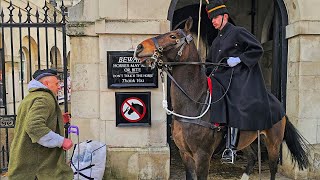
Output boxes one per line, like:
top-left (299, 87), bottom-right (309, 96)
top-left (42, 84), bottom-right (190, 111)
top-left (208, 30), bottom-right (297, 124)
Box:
top-left (240, 173), bottom-right (250, 180)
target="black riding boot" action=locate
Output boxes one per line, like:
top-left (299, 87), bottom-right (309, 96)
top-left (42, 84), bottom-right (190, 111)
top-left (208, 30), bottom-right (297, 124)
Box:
top-left (221, 127), bottom-right (239, 164)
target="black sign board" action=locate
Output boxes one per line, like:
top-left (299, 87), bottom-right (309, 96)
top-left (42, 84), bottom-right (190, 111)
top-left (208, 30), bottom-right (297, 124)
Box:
top-left (0, 115), bottom-right (16, 128)
top-left (107, 51), bottom-right (158, 88)
top-left (116, 92), bottom-right (151, 127)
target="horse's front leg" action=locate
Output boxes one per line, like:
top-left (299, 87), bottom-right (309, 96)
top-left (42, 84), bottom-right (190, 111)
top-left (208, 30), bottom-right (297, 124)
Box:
top-left (179, 150), bottom-right (196, 180)
top-left (194, 150), bottom-right (212, 180)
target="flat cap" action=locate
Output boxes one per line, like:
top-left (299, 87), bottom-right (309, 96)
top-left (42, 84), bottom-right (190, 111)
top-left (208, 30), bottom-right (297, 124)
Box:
top-left (32, 68), bottom-right (58, 80)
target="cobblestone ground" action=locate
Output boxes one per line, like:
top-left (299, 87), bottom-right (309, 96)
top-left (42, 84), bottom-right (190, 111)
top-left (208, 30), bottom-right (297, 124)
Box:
top-left (169, 142), bottom-right (292, 180)
top-left (1, 143), bottom-right (293, 180)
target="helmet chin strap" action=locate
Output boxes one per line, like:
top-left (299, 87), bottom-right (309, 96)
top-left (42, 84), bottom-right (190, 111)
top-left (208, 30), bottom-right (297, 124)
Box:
top-left (218, 14), bottom-right (225, 31)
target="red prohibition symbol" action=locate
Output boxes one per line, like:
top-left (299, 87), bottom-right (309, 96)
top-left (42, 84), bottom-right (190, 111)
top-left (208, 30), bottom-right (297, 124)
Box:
top-left (121, 97), bottom-right (147, 122)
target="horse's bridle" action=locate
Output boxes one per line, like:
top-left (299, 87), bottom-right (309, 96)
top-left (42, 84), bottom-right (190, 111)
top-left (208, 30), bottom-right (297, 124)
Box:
top-left (150, 29), bottom-right (194, 69)
top-left (150, 29), bottom-right (229, 69)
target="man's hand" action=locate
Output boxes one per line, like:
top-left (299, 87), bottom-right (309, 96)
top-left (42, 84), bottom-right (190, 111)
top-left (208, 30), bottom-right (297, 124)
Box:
top-left (227, 57), bottom-right (241, 67)
top-left (62, 112), bottom-right (71, 124)
top-left (62, 138), bottom-right (73, 150)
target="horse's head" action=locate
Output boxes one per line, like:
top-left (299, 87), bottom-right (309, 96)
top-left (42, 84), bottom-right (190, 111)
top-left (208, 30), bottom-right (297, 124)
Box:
top-left (135, 17), bottom-right (194, 69)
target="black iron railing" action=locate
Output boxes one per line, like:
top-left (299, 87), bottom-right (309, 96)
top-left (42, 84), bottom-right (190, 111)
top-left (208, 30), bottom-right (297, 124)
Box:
top-left (0, 0), bottom-right (69, 172)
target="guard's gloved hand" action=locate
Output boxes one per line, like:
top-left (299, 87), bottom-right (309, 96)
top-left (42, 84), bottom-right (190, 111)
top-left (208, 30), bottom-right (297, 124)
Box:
top-left (62, 138), bottom-right (73, 150)
top-left (227, 57), bottom-right (241, 67)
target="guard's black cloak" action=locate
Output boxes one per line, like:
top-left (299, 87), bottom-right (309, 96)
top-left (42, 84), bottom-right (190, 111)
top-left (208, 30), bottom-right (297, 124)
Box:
top-left (206, 22), bottom-right (285, 130)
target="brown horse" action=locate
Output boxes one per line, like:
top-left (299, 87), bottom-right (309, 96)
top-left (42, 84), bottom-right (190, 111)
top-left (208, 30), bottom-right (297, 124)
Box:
top-left (134, 17), bottom-right (310, 180)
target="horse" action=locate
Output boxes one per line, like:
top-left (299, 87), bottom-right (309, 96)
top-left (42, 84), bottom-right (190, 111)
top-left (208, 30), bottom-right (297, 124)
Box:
top-left (134, 17), bottom-right (310, 180)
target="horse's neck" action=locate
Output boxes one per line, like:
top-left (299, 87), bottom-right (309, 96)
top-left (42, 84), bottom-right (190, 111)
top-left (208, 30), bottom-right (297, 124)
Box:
top-left (172, 44), bottom-right (207, 99)
top-left (172, 65), bottom-right (206, 91)
top-left (170, 63), bottom-right (208, 112)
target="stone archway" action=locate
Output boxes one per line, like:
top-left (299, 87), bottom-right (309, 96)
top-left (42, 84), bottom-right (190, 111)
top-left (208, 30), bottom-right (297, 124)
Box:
top-left (50, 46), bottom-right (62, 71)
top-left (22, 36), bottom-right (38, 81)
top-left (167, 0), bottom-right (289, 111)
top-left (167, 0), bottom-right (288, 116)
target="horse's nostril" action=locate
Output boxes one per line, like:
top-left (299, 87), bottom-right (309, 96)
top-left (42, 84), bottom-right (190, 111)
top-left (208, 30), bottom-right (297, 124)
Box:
top-left (136, 44), bottom-right (144, 53)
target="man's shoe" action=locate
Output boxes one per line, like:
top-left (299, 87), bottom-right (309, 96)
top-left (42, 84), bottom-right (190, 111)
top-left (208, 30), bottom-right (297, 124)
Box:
top-left (221, 148), bottom-right (236, 164)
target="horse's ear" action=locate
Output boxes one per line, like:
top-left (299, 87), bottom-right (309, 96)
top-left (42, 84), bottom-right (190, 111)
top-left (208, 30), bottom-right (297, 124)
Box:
top-left (184, 17), bottom-right (193, 33)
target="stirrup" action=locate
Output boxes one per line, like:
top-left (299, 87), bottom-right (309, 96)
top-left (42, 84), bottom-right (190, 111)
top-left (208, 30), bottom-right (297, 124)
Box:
top-left (221, 148), bottom-right (236, 164)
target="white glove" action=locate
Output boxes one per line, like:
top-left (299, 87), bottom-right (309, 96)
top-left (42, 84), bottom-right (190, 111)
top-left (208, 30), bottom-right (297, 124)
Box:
top-left (227, 57), bottom-right (241, 67)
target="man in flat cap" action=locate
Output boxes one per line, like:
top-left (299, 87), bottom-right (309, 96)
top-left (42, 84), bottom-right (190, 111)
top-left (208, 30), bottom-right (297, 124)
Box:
top-left (8, 68), bottom-right (74, 180)
top-left (205, 0), bottom-right (285, 163)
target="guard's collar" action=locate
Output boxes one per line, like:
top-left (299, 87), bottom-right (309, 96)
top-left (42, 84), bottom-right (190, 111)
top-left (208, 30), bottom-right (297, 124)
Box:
top-left (219, 22), bottom-right (233, 36)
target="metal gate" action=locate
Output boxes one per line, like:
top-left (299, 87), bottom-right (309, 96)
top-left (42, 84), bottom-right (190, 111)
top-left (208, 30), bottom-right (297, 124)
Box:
top-left (0, 1), bottom-right (69, 173)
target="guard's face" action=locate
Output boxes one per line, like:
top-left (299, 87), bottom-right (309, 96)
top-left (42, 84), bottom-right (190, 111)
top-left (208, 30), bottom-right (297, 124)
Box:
top-left (212, 15), bottom-right (224, 30)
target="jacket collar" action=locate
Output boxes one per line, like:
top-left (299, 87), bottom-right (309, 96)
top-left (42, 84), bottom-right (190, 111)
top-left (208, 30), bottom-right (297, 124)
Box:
top-left (218, 22), bottom-right (233, 38)
top-left (28, 79), bottom-right (47, 90)
top-left (28, 80), bottom-right (56, 100)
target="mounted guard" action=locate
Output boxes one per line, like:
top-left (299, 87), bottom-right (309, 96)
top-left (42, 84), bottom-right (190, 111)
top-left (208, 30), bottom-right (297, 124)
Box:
top-left (205, 0), bottom-right (285, 163)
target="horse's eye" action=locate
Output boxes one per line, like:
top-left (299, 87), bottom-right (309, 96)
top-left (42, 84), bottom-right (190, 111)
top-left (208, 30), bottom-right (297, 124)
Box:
top-left (170, 35), bottom-right (176, 39)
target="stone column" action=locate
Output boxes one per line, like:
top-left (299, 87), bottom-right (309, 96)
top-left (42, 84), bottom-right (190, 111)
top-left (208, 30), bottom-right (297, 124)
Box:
top-left (280, 0), bottom-right (320, 179)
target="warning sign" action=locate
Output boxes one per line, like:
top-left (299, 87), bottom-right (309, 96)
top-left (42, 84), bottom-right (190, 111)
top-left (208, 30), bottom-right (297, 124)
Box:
top-left (121, 97), bottom-right (146, 122)
top-left (116, 92), bottom-right (151, 127)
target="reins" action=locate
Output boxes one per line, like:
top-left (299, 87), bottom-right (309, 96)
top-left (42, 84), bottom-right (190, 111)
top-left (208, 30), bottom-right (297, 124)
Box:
top-left (158, 54), bottom-right (233, 103)
top-left (161, 61), bottom-right (229, 66)
top-left (162, 65), bottom-right (234, 105)
top-left (161, 74), bottom-right (212, 120)
top-left (159, 64), bottom-right (234, 120)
